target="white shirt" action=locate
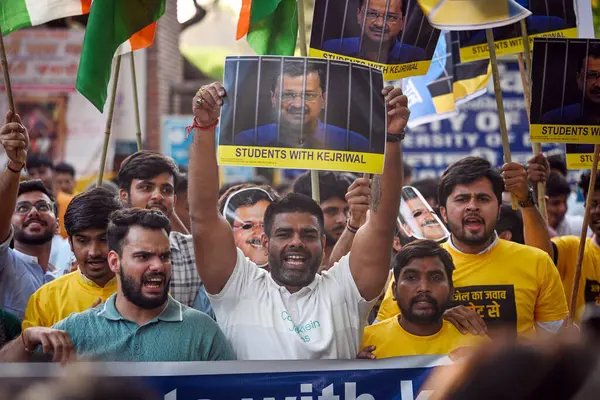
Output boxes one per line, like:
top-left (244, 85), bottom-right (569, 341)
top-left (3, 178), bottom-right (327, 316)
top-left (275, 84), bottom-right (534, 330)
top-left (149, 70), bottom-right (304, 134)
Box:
top-left (555, 215), bottom-right (592, 238)
top-left (208, 248), bottom-right (377, 360)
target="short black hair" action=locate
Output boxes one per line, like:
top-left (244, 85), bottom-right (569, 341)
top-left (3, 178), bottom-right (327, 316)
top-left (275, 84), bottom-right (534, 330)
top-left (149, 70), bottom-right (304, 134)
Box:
top-left (393, 239), bottom-right (455, 283)
top-left (271, 62), bottom-right (326, 93)
top-left (107, 208), bottom-right (171, 255)
top-left (17, 179), bottom-right (57, 215)
top-left (176, 173), bottom-right (188, 195)
top-left (292, 171), bottom-right (353, 203)
top-left (546, 172), bottom-right (571, 198)
top-left (358, 0), bottom-right (408, 18)
top-left (54, 162), bottom-right (75, 178)
top-left (578, 43), bottom-right (600, 72)
top-left (26, 153), bottom-right (53, 171)
top-left (218, 184), bottom-right (280, 225)
top-left (411, 178), bottom-right (439, 203)
top-left (117, 151), bottom-right (180, 193)
top-left (64, 187), bottom-right (123, 237)
top-left (578, 170), bottom-right (600, 198)
top-left (438, 157), bottom-right (504, 208)
top-left (496, 204), bottom-right (524, 244)
top-left (546, 153), bottom-right (567, 177)
top-left (263, 193), bottom-right (325, 237)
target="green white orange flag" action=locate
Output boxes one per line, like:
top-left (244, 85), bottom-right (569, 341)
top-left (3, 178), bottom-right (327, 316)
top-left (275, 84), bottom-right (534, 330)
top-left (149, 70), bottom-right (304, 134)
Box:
top-left (76, 0), bottom-right (165, 112)
top-left (0, 0), bottom-right (92, 35)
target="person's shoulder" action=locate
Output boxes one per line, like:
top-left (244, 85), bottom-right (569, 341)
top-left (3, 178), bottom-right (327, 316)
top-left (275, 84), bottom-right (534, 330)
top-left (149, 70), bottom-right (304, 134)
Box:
top-left (496, 239), bottom-right (549, 260)
top-left (31, 271), bottom-right (77, 296)
top-left (322, 37), bottom-right (359, 52)
top-left (365, 315), bottom-right (397, 334)
top-left (552, 234), bottom-right (581, 247)
top-left (180, 304), bottom-right (220, 330)
top-left (53, 305), bottom-right (102, 332)
top-left (541, 104), bottom-right (580, 123)
top-left (235, 125), bottom-right (278, 144)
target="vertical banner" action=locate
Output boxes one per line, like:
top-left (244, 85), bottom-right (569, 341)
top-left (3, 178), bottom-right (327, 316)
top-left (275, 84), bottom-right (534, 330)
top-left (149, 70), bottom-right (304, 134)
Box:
top-left (309, 0), bottom-right (440, 80)
top-left (529, 38), bottom-right (600, 144)
top-left (217, 56), bottom-right (387, 174)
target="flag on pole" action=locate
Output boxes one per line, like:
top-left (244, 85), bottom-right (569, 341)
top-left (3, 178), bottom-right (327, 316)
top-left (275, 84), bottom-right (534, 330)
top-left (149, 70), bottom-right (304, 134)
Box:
top-left (416, 0), bottom-right (530, 31)
top-left (0, 0), bottom-right (92, 35)
top-left (76, 0), bottom-right (165, 112)
top-left (236, 0), bottom-right (298, 56)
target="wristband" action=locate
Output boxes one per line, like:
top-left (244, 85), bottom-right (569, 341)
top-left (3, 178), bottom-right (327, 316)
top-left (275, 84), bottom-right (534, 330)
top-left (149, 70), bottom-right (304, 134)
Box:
top-left (21, 333), bottom-right (32, 353)
top-left (346, 222), bottom-right (359, 234)
top-left (7, 162), bottom-right (24, 174)
top-left (185, 118), bottom-right (219, 139)
top-left (386, 131), bottom-right (405, 142)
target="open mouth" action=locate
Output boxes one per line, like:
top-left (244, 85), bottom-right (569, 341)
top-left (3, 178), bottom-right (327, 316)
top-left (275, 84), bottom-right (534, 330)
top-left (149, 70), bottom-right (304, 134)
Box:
top-left (142, 274), bottom-right (166, 292)
top-left (463, 216), bottom-right (484, 230)
top-left (246, 238), bottom-right (264, 249)
top-left (87, 259), bottom-right (107, 269)
top-left (283, 253), bottom-right (307, 267)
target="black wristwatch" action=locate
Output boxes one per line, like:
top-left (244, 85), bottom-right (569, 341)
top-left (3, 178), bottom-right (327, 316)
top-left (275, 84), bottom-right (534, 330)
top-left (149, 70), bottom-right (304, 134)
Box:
top-left (386, 131), bottom-right (405, 142)
top-left (518, 189), bottom-right (536, 208)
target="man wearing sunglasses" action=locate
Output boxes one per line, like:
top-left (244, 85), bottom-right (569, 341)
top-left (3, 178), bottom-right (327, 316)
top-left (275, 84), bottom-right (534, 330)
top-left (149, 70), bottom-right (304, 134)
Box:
top-left (0, 111), bottom-right (58, 320)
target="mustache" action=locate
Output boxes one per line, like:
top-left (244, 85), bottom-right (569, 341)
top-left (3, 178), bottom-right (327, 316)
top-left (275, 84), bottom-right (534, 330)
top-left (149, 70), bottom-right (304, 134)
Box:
top-left (24, 218), bottom-right (47, 227)
top-left (369, 25), bottom-right (390, 34)
top-left (591, 87), bottom-right (600, 95)
top-left (462, 213), bottom-right (484, 223)
top-left (286, 106), bottom-right (310, 114)
top-left (86, 258), bottom-right (107, 264)
top-left (142, 272), bottom-right (167, 283)
top-left (410, 294), bottom-right (437, 307)
top-left (246, 238), bottom-right (264, 247)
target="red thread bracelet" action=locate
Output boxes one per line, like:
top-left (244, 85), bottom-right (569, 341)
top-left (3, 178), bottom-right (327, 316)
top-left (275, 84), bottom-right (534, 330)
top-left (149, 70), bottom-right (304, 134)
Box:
top-left (185, 118), bottom-right (219, 139)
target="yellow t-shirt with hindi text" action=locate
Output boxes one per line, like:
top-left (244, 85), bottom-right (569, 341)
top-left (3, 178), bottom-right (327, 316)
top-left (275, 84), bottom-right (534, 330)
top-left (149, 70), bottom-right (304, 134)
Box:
top-left (552, 236), bottom-right (600, 322)
top-left (363, 317), bottom-right (481, 358)
top-left (22, 270), bottom-right (117, 329)
top-left (442, 239), bottom-right (568, 337)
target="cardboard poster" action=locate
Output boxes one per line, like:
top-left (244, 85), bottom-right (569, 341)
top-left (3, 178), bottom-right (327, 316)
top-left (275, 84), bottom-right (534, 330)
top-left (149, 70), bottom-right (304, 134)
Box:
top-left (565, 144), bottom-right (599, 169)
top-left (398, 186), bottom-right (449, 241)
top-left (308, 0), bottom-right (440, 81)
top-left (457, 0), bottom-right (582, 63)
top-left (218, 56), bottom-right (387, 174)
top-left (530, 38), bottom-right (600, 144)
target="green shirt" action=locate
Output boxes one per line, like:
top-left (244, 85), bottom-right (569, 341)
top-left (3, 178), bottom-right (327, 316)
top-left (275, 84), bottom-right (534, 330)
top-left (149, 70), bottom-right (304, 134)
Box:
top-left (51, 294), bottom-right (235, 361)
top-left (0, 308), bottom-right (21, 347)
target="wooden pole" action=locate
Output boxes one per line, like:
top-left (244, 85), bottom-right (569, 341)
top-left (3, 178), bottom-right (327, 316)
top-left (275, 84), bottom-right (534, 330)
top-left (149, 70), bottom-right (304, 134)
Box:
top-left (0, 25), bottom-right (24, 163)
top-left (519, 19), bottom-right (547, 220)
top-left (486, 29), bottom-right (518, 210)
top-left (130, 53), bottom-right (143, 151)
top-left (296, 0), bottom-right (321, 203)
top-left (568, 144), bottom-right (600, 324)
top-left (96, 55), bottom-right (122, 187)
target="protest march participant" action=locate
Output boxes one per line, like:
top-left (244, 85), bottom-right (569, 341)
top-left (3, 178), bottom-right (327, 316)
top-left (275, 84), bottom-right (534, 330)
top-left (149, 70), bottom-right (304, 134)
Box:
top-left (117, 151), bottom-right (203, 308)
top-left (322, 0), bottom-right (426, 64)
top-left (359, 240), bottom-right (483, 359)
top-left (53, 162), bottom-right (76, 196)
top-left (233, 63), bottom-right (369, 151)
top-left (541, 43), bottom-right (600, 125)
top-left (0, 209), bottom-right (235, 363)
top-left (189, 81), bottom-right (407, 360)
top-left (22, 187), bottom-right (123, 329)
top-left (438, 157), bottom-right (568, 337)
top-left (293, 171), bottom-right (359, 268)
top-left (545, 172), bottom-right (586, 237)
top-left (0, 112), bottom-right (59, 320)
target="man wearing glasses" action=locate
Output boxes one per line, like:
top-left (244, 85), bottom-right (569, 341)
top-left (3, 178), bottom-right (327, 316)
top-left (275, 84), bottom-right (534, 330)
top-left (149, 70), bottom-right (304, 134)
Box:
top-left (541, 44), bottom-right (600, 125)
top-left (0, 111), bottom-right (58, 320)
top-left (234, 63), bottom-right (369, 151)
top-left (322, 0), bottom-right (426, 65)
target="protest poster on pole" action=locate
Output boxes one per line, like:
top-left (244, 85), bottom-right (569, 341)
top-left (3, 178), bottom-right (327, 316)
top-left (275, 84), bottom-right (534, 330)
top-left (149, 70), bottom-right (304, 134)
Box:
top-left (566, 143), bottom-right (600, 169)
top-left (217, 56), bottom-right (387, 174)
top-left (529, 38), bottom-right (600, 144)
top-left (454, 0), bottom-right (593, 63)
top-left (309, 0), bottom-right (440, 81)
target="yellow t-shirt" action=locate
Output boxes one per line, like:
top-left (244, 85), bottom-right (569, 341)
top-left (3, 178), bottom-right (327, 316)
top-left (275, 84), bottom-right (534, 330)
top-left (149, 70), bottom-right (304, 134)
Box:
top-left (443, 239), bottom-right (568, 336)
top-left (22, 270), bottom-right (117, 329)
top-left (376, 278), bottom-right (400, 322)
top-left (56, 191), bottom-right (73, 239)
top-left (553, 236), bottom-right (600, 322)
top-left (363, 317), bottom-right (480, 358)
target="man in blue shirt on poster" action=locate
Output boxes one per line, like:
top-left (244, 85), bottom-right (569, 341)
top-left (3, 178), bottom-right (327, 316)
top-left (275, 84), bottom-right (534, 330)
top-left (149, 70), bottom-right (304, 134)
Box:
top-left (321, 0), bottom-right (426, 65)
top-left (234, 63), bottom-right (370, 152)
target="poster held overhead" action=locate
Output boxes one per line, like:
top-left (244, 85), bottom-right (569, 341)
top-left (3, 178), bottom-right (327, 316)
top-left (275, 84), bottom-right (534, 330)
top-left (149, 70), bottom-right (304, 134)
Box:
top-left (218, 56), bottom-right (387, 174)
top-left (530, 38), bottom-right (600, 144)
top-left (309, 0), bottom-right (441, 81)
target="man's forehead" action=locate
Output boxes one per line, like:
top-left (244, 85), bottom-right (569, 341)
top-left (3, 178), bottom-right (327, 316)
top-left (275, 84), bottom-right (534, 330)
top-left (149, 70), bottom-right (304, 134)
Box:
top-left (584, 57), bottom-right (600, 72)
top-left (281, 72), bottom-right (321, 90)
top-left (404, 256), bottom-right (446, 272)
top-left (123, 229), bottom-right (170, 252)
top-left (74, 228), bottom-right (107, 238)
top-left (366, 0), bottom-right (403, 13)
top-left (132, 173), bottom-right (174, 185)
top-left (321, 197), bottom-right (347, 209)
top-left (273, 212), bottom-right (320, 229)
top-left (17, 191), bottom-right (51, 203)
top-left (450, 178), bottom-right (495, 195)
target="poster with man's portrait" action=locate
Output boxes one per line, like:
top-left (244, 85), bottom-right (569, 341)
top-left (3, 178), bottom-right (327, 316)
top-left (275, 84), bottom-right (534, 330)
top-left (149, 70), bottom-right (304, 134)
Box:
top-left (308, 0), bottom-right (440, 81)
top-left (398, 186), bottom-right (449, 242)
top-left (218, 56), bottom-right (387, 175)
top-left (530, 38), bottom-right (600, 144)
top-left (457, 0), bottom-right (584, 63)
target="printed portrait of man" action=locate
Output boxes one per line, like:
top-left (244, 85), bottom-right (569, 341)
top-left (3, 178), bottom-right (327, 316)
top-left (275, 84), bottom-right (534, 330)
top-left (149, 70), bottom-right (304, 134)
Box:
top-left (541, 44), bottom-right (600, 125)
top-left (234, 62), bottom-right (369, 151)
top-left (398, 186), bottom-right (449, 242)
top-left (321, 0), bottom-right (427, 64)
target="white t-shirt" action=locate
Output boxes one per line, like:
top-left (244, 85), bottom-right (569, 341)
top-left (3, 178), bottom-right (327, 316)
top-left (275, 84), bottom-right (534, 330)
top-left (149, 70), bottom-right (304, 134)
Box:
top-left (208, 248), bottom-right (377, 360)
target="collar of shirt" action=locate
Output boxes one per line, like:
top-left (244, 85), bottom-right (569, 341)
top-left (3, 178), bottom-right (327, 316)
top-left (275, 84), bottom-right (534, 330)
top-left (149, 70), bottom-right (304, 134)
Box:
top-left (448, 232), bottom-right (499, 255)
top-left (266, 271), bottom-right (320, 296)
top-left (98, 293), bottom-right (183, 324)
top-left (12, 248), bottom-right (58, 275)
top-left (77, 269), bottom-right (117, 289)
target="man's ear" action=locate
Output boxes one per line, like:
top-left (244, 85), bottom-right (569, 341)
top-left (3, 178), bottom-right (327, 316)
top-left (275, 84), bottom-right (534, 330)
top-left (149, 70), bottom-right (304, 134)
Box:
top-left (322, 234), bottom-right (327, 250)
top-left (498, 230), bottom-right (512, 241)
top-left (393, 236), bottom-right (402, 252)
top-left (260, 233), bottom-right (269, 250)
top-left (68, 236), bottom-right (74, 253)
top-left (119, 189), bottom-right (128, 206)
top-left (108, 250), bottom-right (121, 274)
top-left (54, 218), bottom-right (60, 236)
top-left (440, 206), bottom-right (448, 223)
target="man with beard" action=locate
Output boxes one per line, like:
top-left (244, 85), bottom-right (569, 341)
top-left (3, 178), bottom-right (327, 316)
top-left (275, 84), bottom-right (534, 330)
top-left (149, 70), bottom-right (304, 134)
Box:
top-left (541, 44), bottom-right (600, 125)
top-left (189, 81), bottom-right (407, 359)
top-left (360, 240), bottom-right (482, 358)
top-left (0, 111), bottom-right (59, 320)
top-left (234, 63), bottom-right (369, 151)
top-left (293, 171), bottom-right (357, 267)
top-left (117, 151), bottom-right (205, 309)
top-left (0, 208), bottom-right (234, 362)
top-left (322, 0), bottom-right (426, 65)
top-left (438, 157), bottom-right (568, 337)
top-left (22, 187), bottom-right (123, 329)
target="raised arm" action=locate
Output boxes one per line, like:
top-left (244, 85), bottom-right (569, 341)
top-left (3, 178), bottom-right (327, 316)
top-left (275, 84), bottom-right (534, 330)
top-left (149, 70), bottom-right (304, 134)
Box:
top-left (349, 87), bottom-right (408, 301)
top-left (188, 83), bottom-right (237, 294)
top-left (0, 111), bottom-right (29, 243)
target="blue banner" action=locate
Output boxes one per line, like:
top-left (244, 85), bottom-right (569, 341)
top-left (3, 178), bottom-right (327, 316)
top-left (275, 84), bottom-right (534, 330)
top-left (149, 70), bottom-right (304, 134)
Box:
top-left (403, 61), bottom-right (562, 180)
top-left (1, 357), bottom-right (450, 400)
